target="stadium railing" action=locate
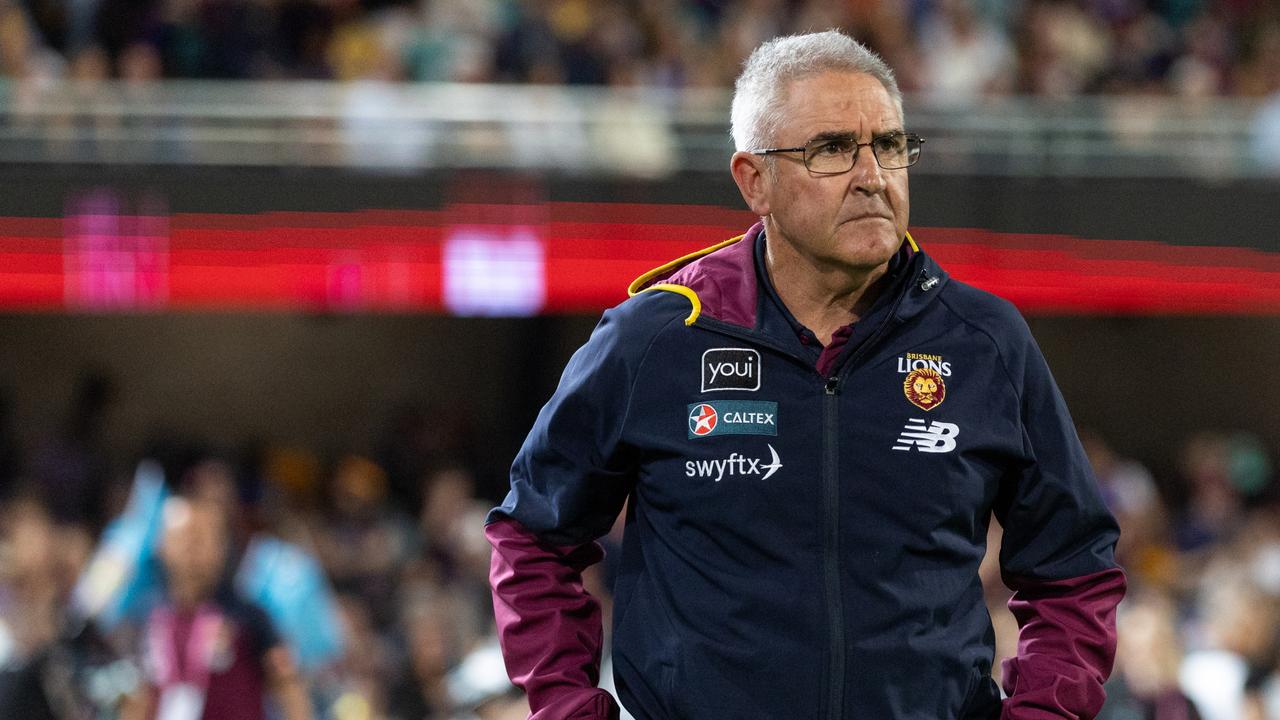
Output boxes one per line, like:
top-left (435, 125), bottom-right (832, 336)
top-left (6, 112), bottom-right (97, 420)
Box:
top-left (0, 80), bottom-right (1274, 178)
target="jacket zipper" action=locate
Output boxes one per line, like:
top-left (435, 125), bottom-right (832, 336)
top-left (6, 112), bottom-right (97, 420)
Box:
top-left (822, 375), bottom-right (843, 720)
top-left (693, 268), bottom-right (934, 720)
top-left (816, 274), bottom-right (922, 720)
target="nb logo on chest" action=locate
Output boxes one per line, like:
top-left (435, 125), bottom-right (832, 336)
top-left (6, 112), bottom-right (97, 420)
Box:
top-left (891, 419), bottom-right (959, 453)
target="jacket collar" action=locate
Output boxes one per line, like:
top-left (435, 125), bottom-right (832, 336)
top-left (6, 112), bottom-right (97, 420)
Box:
top-left (628, 221), bottom-right (949, 332)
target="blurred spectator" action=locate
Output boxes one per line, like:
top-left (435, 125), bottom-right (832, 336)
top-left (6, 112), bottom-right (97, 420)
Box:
top-left (129, 496), bottom-right (312, 720)
top-left (0, 498), bottom-right (76, 669)
top-left (384, 593), bottom-right (458, 720)
top-left (1168, 13), bottom-right (1232, 98)
top-left (0, 493), bottom-right (62, 720)
top-left (271, 0), bottom-right (336, 79)
top-left (1101, 592), bottom-right (1202, 720)
top-left (918, 0), bottom-right (1016, 100)
top-left (182, 458), bottom-right (256, 550)
top-left (402, 9), bottom-right (494, 84)
top-left (1237, 21), bottom-right (1280, 97)
top-left (0, 496), bottom-right (115, 718)
top-left (1173, 432), bottom-right (1241, 552)
top-left (1173, 432), bottom-right (1273, 553)
top-left (261, 445), bottom-right (322, 517)
top-left (0, 1), bottom-right (66, 80)
top-left (316, 455), bottom-right (415, 629)
top-left (1180, 552), bottom-right (1280, 720)
top-left (324, 593), bottom-right (391, 719)
top-left (1081, 428), bottom-right (1175, 586)
top-left (417, 464), bottom-right (493, 608)
top-left (1017, 0), bottom-right (1112, 96)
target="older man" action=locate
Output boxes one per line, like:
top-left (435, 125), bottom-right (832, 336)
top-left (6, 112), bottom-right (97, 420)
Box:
top-left (487, 31), bottom-right (1125, 720)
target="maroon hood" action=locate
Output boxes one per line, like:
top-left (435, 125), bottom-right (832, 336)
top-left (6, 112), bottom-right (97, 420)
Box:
top-left (627, 222), bottom-right (765, 328)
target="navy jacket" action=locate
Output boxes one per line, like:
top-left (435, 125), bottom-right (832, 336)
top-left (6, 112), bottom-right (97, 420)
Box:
top-left (488, 224), bottom-right (1125, 720)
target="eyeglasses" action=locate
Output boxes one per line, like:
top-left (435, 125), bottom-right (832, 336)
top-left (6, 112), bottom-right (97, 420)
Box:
top-left (751, 132), bottom-right (925, 174)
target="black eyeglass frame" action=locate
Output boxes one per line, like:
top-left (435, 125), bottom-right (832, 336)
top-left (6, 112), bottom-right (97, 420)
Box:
top-left (750, 132), bottom-right (925, 173)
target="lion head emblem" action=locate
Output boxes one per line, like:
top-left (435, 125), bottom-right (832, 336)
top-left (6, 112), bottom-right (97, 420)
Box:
top-left (903, 368), bottom-right (946, 411)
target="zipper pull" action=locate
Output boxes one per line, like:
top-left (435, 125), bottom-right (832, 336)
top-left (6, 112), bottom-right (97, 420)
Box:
top-left (825, 377), bottom-right (839, 395)
top-left (919, 272), bottom-right (939, 292)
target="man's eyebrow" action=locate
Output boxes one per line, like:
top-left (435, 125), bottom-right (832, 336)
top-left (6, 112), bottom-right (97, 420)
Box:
top-left (806, 128), bottom-right (906, 143)
top-left (807, 130), bottom-right (857, 143)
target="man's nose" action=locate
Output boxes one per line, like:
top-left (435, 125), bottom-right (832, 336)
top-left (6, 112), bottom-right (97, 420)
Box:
top-left (848, 144), bottom-right (886, 194)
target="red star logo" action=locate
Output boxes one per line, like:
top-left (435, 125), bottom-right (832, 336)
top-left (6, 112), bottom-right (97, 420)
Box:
top-left (689, 404), bottom-right (718, 436)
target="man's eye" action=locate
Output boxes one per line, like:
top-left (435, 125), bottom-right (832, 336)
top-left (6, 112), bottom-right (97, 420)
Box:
top-left (874, 134), bottom-right (906, 153)
top-left (815, 139), bottom-right (853, 155)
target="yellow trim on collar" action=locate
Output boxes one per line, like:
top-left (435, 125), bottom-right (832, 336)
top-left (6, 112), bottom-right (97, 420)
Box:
top-left (642, 283), bottom-right (702, 326)
top-left (626, 234), bottom-right (745, 297)
top-left (626, 231), bottom-right (918, 327)
top-left (626, 233), bottom-right (745, 326)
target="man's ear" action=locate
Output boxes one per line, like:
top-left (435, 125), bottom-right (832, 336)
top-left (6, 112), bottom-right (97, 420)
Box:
top-left (730, 151), bottom-right (772, 217)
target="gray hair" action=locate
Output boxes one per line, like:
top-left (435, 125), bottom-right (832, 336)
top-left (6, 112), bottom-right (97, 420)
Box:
top-left (730, 30), bottom-right (903, 152)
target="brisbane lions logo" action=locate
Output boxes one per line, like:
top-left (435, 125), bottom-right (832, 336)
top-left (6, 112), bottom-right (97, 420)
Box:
top-left (903, 368), bottom-right (946, 411)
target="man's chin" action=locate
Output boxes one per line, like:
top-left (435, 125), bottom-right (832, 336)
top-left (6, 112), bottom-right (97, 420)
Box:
top-left (834, 229), bottom-right (900, 261)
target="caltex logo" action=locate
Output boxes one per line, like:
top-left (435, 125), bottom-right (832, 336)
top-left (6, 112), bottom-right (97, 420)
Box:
top-left (689, 404), bottom-right (718, 436)
top-left (686, 401), bottom-right (778, 439)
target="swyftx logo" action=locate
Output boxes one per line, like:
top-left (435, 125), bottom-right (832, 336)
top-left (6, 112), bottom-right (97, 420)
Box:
top-left (685, 445), bottom-right (783, 482)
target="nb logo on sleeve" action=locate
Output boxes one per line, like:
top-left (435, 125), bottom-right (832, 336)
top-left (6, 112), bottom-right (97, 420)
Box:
top-left (891, 419), bottom-right (959, 453)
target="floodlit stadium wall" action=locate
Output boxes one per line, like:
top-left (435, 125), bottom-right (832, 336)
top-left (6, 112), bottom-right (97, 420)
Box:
top-left (0, 164), bottom-right (1276, 484)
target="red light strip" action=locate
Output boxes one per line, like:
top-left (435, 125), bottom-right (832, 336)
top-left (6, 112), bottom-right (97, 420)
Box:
top-left (0, 204), bottom-right (1275, 314)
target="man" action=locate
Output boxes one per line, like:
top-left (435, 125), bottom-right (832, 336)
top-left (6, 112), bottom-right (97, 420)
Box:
top-left (487, 30), bottom-right (1125, 720)
top-left (128, 497), bottom-right (313, 720)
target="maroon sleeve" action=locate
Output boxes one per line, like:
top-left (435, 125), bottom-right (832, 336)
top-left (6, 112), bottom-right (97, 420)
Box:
top-left (1000, 566), bottom-right (1127, 720)
top-left (487, 516), bottom-right (621, 720)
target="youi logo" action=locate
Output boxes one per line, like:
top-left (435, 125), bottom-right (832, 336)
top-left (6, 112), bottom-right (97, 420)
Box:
top-left (701, 348), bottom-right (761, 392)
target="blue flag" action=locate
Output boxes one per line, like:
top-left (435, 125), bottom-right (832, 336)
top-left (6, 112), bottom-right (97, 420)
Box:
top-left (235, 535), bottom-right (344, 671)
top-left (71, 461), bottom-right (168, 631)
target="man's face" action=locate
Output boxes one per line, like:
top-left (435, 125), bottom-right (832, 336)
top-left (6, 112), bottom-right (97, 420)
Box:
top-left (160, 500), bottom-right (227, 605)
top-left (756, 71), bottom-right (910, 273)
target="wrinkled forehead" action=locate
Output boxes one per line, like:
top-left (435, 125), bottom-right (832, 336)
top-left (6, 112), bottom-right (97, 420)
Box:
top-left (775, 70), bottom-right (903, 138)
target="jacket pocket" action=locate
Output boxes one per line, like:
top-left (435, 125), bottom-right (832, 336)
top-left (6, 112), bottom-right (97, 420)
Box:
top-left (958, 672), bottom-right (1002, 720)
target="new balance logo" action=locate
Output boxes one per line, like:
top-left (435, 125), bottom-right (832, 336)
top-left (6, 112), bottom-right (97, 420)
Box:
top-left (892, 419), bottom-right (959, 453)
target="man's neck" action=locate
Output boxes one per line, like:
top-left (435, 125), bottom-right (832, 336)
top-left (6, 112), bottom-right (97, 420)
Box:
top-left (764, 231), bottom-right (892, 346)
top-left (170, 583), bottom-right (213, 613)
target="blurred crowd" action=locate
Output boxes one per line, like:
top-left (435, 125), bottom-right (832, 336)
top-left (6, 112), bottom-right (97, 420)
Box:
top-left (0, 370), bottom-right (1278, 719)
top-left (0, 0), bottom-right (1278, 99)
top-left (1050, 429), bottom-right (1280, 720)
top-left (0, 374), bottom-right (529, 720)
